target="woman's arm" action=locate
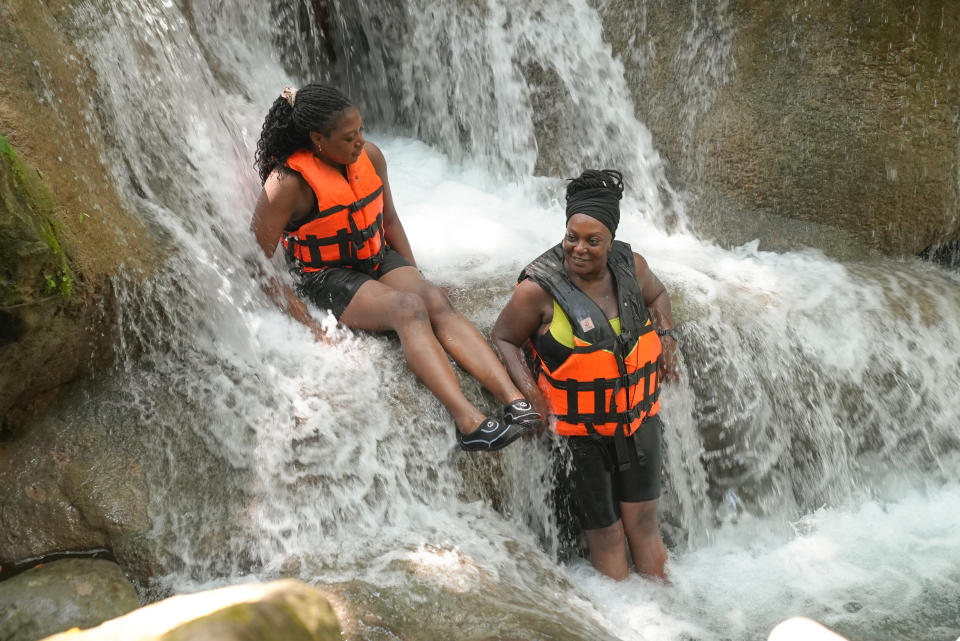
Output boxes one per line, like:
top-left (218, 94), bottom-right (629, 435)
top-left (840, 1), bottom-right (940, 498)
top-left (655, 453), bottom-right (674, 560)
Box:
top-left (251, 170), bottom-right (329, 341)
top-left (365, 141), bottom-right (417, 267)
top-left (492, 279), bottom-right (554, 419)
top-left (633, 253), bottom-right (673, 330)
top-left (634, 252), bottom-right (679, 383)
top-left (251, 170), bottom-right (303, 257)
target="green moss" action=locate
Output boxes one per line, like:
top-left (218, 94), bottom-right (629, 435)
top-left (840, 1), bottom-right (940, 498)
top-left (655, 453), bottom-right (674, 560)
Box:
top-left (0, 133), bottom-right (75, 305)
top-left (0, 134), bottom-right (54, 212)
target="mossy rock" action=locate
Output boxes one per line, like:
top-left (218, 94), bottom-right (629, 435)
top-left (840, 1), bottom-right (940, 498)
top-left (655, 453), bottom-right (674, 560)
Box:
top-left (1, 0), bottom-right (160, 434)
top-left (0, 135), bottom-right (90, 436)
top-left (0, 134), bottom-right (74, 319)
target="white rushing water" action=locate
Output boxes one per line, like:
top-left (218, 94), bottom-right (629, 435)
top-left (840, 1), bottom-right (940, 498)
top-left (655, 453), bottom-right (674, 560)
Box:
top-left (61, 0), bottom-right (960, 639)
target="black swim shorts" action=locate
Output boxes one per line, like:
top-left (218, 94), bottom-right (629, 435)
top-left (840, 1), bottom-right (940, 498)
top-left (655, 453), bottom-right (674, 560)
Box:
top-left (293, 248), bottom-right (412, 319)
top-left (563, 414), bottom-right (663, 531)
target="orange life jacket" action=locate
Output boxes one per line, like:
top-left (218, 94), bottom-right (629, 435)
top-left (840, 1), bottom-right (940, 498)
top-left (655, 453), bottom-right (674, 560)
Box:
top-left (520, 242), bottom-right (662, 442)
top-left (281, 148), bottom-right (386, 272)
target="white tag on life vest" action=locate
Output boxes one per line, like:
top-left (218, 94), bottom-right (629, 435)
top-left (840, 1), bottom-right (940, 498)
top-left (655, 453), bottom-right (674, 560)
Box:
top-left (578, 316), bottom-right (595, 332)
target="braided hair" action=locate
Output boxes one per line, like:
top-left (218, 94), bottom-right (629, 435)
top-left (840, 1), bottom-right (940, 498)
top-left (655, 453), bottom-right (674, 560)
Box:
top-left (566, 169), bottom-right (624, 200)
top-left (565, 169), bottom-right (624, 236)
top-left (254, 84), bottom-right (354, 183)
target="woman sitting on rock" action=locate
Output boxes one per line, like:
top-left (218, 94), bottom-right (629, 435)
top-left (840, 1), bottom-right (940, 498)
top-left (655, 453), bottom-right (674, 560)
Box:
top-left (251, 83), bottom-right (541, 450)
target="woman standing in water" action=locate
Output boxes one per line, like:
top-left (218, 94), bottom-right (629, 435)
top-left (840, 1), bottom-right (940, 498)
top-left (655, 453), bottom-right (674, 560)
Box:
top-left (251, 83), bottom-right (541, 450)
top-left (492, 169), bottom-right (678, 579)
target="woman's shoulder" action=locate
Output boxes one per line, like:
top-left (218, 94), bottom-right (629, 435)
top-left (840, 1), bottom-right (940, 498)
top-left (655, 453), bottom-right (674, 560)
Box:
top-left (515, 276), bottom-right (553, 305)
top-left (363, 141), bottom-right (386, 169)
top-left (265, 166), bottom-right (310, 194)
top-left (631, 251), bottom-right (651, 273)
top-left (263, 166), bottom-right (314, 217)
top-left (505, 277), bottom-right (555, 334)
top-left (266, 163), bottom-right (303, 182)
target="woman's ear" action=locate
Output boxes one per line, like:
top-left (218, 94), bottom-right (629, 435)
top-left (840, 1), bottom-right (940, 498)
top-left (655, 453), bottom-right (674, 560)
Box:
top-left (308, 131), bottom-right (324, 152)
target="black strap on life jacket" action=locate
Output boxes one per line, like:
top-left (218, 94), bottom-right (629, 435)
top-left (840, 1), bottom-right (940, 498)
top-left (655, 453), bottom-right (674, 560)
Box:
top-left (284, 211), bottom-right (385, 270)
top-left (545, 357), bottom-right (659, 471)
top-left (282, 182), bottom-right (386, 269)
top-left (284, 186), bottom-right (385, 231)
top-left (538, 359), bottom-right (659, 426)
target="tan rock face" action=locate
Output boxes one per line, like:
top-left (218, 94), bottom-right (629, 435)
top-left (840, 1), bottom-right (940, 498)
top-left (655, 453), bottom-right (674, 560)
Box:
top-left (0, 0), bottom-right (156, 434)
top-left (596, 0), bottom-right (960, 257)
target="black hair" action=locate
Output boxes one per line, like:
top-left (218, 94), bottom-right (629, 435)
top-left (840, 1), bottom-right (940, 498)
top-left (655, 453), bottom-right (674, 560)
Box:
top-left (564, 168), bottom-right (625, 236)
top-left (254, 84), bottom-right (354, 183)
top-left (566, 169), bottom-right (624, 201)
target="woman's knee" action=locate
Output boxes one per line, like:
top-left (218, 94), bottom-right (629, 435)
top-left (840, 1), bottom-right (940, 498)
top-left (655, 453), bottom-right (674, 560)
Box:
top-left (621, 501), bottom-right (660, 538)
top-left (387, 291), bottom-right (429, 327)
top-left (587, 520), bottom-right (627, 551)
top-left (419, 283), bottom-right (455, 319)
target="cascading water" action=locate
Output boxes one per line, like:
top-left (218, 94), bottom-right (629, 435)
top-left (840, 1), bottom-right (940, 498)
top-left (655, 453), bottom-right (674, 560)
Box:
top-left (60, 0), bottom-right (960, 639)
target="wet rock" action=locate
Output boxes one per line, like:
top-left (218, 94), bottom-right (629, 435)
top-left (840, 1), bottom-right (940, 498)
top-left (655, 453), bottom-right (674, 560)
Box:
top-left (0, 134), bottom-right (91, 439)
top-left (0, 558), bottom-right (139, 641)
top-left (597, 0), bottom-right (960, 258)
top-left (0, 0), bottom-right (156, 435)
top-left (0, 383), bottom-right (153, 578)
top-left (37, 580), bottom-right (341, 641)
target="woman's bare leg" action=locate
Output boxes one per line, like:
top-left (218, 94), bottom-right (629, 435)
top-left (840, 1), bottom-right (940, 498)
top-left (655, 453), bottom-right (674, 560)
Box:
top-left (378, 267), bottom-right (524, 404)
top-left (620, 499), bottom-right (667, 579)
top-left (584, 520), bottom-right (630, 581)
top-left (340, 279), bottom-right (485, 433)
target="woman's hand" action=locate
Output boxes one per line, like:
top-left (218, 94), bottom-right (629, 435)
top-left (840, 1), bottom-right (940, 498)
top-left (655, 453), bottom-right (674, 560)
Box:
top-left (521, 390), bottom-right (551, 437)
top-left (659, 334), bottom-right (680, 384)
top-left (492, 279), bottom-right (554, 431)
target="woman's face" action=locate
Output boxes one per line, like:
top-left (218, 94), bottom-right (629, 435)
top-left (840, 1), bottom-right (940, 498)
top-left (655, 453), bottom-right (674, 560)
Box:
top-left (313, 106), bottom-right (365, 166)
top-left (563, 213), bottom-right (613, 277)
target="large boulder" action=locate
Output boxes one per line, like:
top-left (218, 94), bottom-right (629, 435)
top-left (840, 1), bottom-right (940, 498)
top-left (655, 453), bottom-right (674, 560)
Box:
top-left (0, 558), bottom-right (139, 641)
top-left (0, 0), bottom-right (155, 435)
top-left (597, 0), bottom-right (960, 258)
top-left (0, 382), bottom-right (154, 579)
top-left (38, 580), bottom-right (342, 641)
top-left (0, 368), bottom-right (265, 586)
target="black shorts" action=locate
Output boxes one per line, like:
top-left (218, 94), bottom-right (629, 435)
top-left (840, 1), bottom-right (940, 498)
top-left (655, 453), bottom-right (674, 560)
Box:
top-left (563, 414), bottom-right (663, 531)
top-left (294, 248), bottom-right (411, 319)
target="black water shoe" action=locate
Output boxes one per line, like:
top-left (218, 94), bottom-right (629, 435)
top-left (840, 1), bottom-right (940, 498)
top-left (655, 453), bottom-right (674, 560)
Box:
top-left (503, 399), bottom-right (544, 430)
top-left (457, 417), bottom-right (528, 452)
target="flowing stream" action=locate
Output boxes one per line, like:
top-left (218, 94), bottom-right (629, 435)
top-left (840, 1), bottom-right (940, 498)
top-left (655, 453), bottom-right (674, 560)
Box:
top-left (58, 0), bottom-right (960, 639)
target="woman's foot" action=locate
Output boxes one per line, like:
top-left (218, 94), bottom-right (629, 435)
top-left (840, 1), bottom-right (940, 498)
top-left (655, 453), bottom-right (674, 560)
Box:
top-left (503, 399), bottom-right (544, 429)
top-left (457, 417), bottom-right (529, 451)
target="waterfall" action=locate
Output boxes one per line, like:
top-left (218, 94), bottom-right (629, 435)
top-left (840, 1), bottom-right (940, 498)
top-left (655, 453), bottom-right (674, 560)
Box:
top-left (61, 0), bottom-right (960, 639)
top-left (306, 0), bottom-right (684, 228)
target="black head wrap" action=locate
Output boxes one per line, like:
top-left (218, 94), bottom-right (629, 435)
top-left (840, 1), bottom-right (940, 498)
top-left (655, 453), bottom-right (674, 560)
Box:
top-left (565, 169), bottom-right (624, 236)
